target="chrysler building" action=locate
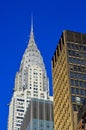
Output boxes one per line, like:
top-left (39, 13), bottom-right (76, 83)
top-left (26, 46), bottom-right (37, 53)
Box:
top-left (8, 20), bottom-right (53, 130)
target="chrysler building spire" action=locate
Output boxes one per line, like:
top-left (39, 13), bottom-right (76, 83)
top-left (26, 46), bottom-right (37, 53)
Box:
top-left (18, 17), bottom-right (49, 92)
top-left (31, 13), bottom-right (33, 34)
top-left (28, 14), bottom-right (35, 47)
top-left (30, 14), bottom-right (34, 38)
top-left (8, 19), bottom-right (52, 130)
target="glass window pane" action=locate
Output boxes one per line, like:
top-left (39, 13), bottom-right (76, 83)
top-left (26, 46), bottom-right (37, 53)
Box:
top-left (79, 81), bottom-right (83, 87)
top-left (76, 88), bottom-right (79, 94)
top-left (70, 79), bottom-right (74, 86)
top-left (75, 80), bottom-right (78, 86)
top-left (72, 96), bottom-right (75, 102)
top-left (71, 87), bottom-right (75, 94)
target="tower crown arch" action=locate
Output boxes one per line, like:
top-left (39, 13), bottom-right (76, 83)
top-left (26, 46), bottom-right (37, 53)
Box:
top-left (15, 23), bottom-right (49, 93)
top-left (19, 28), bottom-right (46, 73)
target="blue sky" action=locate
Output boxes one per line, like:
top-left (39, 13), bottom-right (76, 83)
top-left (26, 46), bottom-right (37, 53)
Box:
top-left (0, 0), bottom-right (86, 129)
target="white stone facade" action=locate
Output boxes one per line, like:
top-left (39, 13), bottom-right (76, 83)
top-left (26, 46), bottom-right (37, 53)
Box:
top-left (8, 23), bottom-right (52, 130)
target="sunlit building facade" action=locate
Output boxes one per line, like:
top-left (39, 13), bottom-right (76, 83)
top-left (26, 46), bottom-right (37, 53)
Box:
top-left (8, 21), bottom-right (53, 130)
top-left (52, 30), bottom-right (86, 130)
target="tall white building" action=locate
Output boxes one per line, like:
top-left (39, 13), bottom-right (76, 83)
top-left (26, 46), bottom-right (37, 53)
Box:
top-left (8, 21), bottom-right (53, 130)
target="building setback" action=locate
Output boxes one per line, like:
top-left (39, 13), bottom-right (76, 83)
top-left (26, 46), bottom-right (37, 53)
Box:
top-left (8, 20), bottom-right (53, 130)
top-left (52, 30), bottom-right (86, 130)
top-left (20, 98), bottom-right (54, 130)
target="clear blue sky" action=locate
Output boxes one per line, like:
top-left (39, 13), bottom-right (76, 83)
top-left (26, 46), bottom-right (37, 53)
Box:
top-left (0, 0), bottom-right (86, 129)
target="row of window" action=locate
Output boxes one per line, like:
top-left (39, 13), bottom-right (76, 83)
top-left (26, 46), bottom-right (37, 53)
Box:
top-left (68, 57), bottom-right (86, 65)
top-left (30, 86), bottom-right (42, 90)
top-left (70, 72), bottom-right (86, 80)
top-left (29, 75), bottom-right (42, 79)
top-left (68, 50), bottom-right (86, 58)
top-left (72, 96), bottom-right (85, 104)
top-left (70, 79), bottom-right (86, 88)
top-left (67, 43), bottom-right (86, 52)
top-left (69, 64), bottom-right (86, 73)
top-left (71, 87), bottom-right (86, 95)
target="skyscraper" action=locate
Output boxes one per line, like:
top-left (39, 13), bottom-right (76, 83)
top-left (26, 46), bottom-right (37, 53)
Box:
top-left (8, 20), bottom-right (53, 130)
top-left (52, 30), bottom-right (86, 130)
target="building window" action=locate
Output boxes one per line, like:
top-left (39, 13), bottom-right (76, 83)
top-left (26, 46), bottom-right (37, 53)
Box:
top-left (72, 96), bottom-right (75, 102)
top-left (80, 89), bottom-right (84, 95)
top-left (75, 80), bottom-right (78, 86)
top-left (84, 82), bottom-right (86, 88)
top-left (75, 96), bottom-right (81, 104)
top-left (79, 81), bottom-right (83, 87)
top-left (71, 87), bottom-right (75, 94)
top-left (70, 79), bottom-right (74, 86)
top-left (73, 105), bottom-right (76, 111)
top-left (76, 88), bottom-right (79, 94)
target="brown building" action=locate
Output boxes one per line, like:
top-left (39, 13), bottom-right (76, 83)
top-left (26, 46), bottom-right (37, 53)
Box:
top-left (52, 30), bottom-right (86, 130)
